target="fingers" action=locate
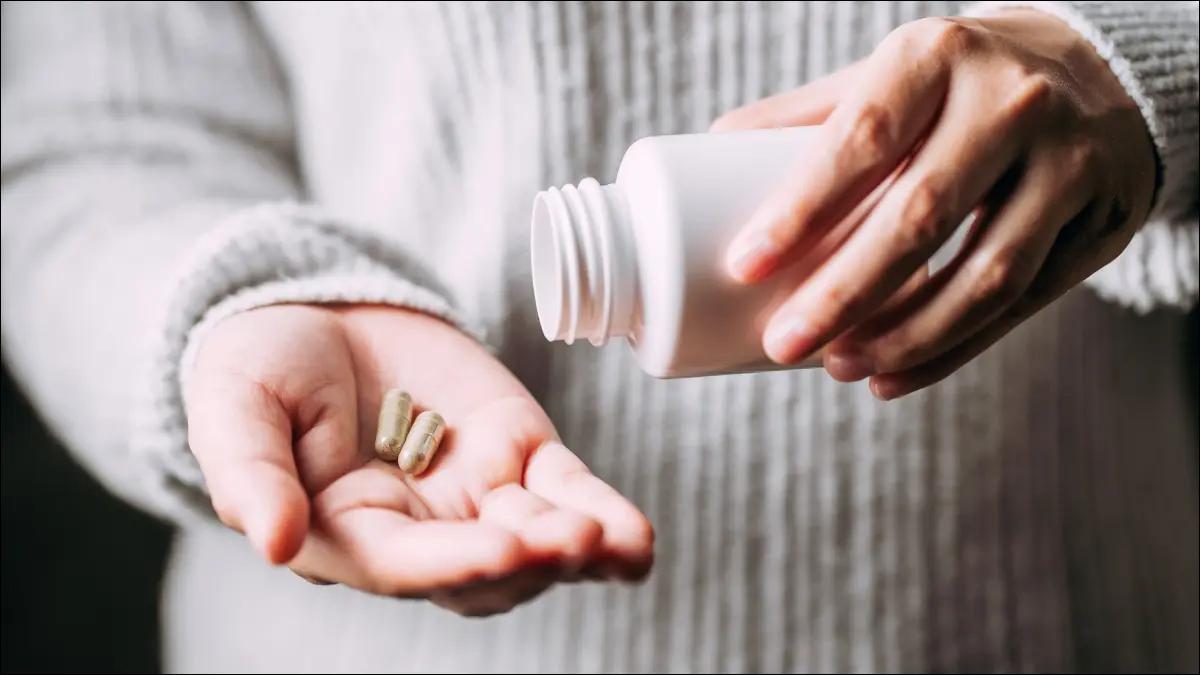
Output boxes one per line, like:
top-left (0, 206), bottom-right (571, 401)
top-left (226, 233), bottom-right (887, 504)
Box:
top-left (422, 455), bottom-right (654, 617)
top-left (829, 153), bottom-right (1089, 381)
top-left (305, 467), bottom-right (606, 617)
top-left (867, 224), bottom-right (1084, 400)
top-left (869, 194), bottom-right (1117, 401)
top-left (724, 30), bottom-right (952, 284)
top-left (524, 442), bottom-right (656, 581)
top-left (294, 466), bottom-right (573, 616)
top-left (477, 483), bottom-right (603, 572)
top-left (187, 374), bottom-right (309, 565)
top-left (429, 483), bottom-right (606, 615)
top-left (874, 264), bottom-right (932, 317)
top-left (321, 507), bottom-right (531, 598)
top-left (758, 66), bottom-right (1028, 366)
top-left (709, 61), bottom-right (864, 132)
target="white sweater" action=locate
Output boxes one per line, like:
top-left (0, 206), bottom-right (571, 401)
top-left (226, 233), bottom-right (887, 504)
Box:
top-left (2, 1), bottom-right (1197, 672)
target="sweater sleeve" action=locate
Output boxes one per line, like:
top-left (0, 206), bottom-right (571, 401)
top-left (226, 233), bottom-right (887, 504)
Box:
top-left (0, 2), bottom-right (485, 525)
top-left (964, 1), bottom-right (1200, 314)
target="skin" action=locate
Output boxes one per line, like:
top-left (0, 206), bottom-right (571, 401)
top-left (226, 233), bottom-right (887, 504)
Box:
top-left (187, 304), bottom-right (655, 617)
top-left (715, 9), bottom-right (1157, 401)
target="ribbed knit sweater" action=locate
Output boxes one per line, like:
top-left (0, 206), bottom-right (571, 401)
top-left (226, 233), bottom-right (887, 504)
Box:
top-left (2, 1), bottom-right (1197, 673)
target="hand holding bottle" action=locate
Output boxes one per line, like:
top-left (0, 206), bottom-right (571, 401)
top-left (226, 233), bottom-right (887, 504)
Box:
top-left (185, 303), bottom-right (654, 617)
top-left (714, 9), bottom-right (1157, 399)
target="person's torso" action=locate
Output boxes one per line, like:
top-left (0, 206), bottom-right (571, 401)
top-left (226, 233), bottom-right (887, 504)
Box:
top-left (159, 3), bottom-right (1199, 672)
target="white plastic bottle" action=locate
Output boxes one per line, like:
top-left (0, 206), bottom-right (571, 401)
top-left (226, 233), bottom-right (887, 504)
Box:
top-left (529, 125), bottom-right (830, 379)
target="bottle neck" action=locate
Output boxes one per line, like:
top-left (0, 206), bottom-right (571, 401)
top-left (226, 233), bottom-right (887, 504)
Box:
top-left (530, 177), bottom-right (639, 347)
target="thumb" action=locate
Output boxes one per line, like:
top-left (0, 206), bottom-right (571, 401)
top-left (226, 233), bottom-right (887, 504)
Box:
top-left (187, 373), bottom-right (310, 566)
top-left (709, 60), bottom-right (863, 133)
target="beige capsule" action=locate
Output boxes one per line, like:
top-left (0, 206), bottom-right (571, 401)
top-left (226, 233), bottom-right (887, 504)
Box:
top-left (374, 389), bottom-right (414, 462)
top-left (397, 411), bottom-right (446, 477)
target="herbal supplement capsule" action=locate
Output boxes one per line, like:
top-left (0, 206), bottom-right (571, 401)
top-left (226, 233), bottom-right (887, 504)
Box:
top-left (374, 389), bottom-right (414, 462)
top-left (397, 411), bottom-right (446, 477)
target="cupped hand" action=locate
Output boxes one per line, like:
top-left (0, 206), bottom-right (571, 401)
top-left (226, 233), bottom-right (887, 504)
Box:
top-left (714, 9), bottom-right (1156, 399)
top-left (185, 303), bottom-right (654, 617)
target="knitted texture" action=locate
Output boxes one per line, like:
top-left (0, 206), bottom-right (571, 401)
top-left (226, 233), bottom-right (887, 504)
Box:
top-left (2, 1), bottom-right (1197, 672)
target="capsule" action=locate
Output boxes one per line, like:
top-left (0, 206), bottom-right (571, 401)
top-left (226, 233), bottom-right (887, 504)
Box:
top-left (374, 389), bottom-right (414, 462)
top-left (397, 411), bottom-right (446, 477)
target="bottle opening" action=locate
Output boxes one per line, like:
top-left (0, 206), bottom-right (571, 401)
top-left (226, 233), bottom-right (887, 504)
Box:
top-left (529, 180), bottom-right (638, 347)
top-left (530, 193), bottom-right (567, 342)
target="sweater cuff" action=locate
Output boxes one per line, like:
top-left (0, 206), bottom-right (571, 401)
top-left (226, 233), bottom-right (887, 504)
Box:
top-left (965, 1), bottom-right (1200, 313)
top-left (129, 202), bottom-right (488, 525)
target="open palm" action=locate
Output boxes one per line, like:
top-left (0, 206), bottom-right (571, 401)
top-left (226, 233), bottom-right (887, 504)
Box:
top-left (185, 303), bottom-right (654, 617)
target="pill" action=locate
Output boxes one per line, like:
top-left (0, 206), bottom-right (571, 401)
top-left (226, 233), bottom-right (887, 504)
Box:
top-left (397, 411), bottom-right (446, 477)
top-left (374, 389), bottom-right (414, 462)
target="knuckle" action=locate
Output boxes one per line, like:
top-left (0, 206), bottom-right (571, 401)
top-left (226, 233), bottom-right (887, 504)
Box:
top-left (966, 250), bottom-right (1026, 305)
top-left (895, 182), bottom-right (949, 251)
top-left (899, 17), bottom-right (979, 58)
top-left (1061, 142), bottom-right (1097, 180)
top-left (928, 19), bottom-right (979, 57)
top-left (843, 103), bottom-right (897, 159)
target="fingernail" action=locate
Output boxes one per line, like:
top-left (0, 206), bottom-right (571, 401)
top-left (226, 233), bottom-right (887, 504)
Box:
top-left (825, 349), bottom-right (874, 382)
top-left (763, 314), bottom-right (815, 364)
top-left (726, 232), bottom-right (781, 283)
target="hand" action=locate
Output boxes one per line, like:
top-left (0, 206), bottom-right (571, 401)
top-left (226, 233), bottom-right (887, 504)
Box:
top-left (185, 303), bottom-right (654, 617)
top-left (714, 9), bottom-right (1156, 399)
